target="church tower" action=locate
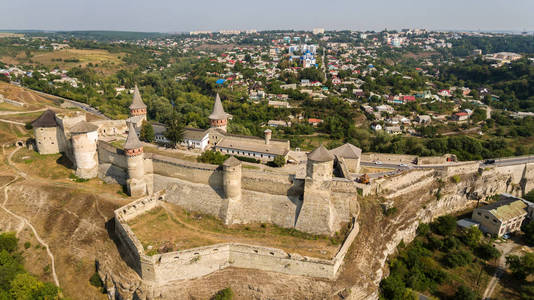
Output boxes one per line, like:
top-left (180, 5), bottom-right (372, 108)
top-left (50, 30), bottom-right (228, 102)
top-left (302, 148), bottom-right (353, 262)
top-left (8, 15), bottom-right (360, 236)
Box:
top-left (129, 85), bottom-right (147, 128)
top-left (124, 121), bottom-right (146, 197)
top-left (209, 93), bottom-right (230, 132)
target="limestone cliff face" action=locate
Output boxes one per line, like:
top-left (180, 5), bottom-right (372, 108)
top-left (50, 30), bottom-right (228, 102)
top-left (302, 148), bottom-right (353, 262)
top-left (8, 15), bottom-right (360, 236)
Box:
top-left (350, 167), bottom-right (527, 299)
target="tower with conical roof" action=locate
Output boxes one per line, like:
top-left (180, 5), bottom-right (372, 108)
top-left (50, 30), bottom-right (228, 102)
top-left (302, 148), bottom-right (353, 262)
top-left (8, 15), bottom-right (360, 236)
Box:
top-left (305, 144), bottom-right (334, 181)
top-left (129, 85), bottom-right (147, 126)
top-left (209, 93), bottom-right (229, 132)
top-left (124, 121), bottom-right (146, 197)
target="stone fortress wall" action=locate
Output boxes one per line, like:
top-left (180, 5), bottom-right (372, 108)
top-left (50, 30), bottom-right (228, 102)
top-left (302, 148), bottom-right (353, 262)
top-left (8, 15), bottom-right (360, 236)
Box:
top-left (372, 161), bottom-right (534, 200)
top-left (113, 192), bottom-right (360, 284)
top-left (97, 140), bottom-right (360, 235)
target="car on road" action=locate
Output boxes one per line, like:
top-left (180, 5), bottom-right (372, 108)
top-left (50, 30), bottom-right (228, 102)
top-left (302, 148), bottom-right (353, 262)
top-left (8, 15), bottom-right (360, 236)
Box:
top-left (484, 159), bottom-right (496, 164)
top-left (375, 161), bottom-right (383, 165)
top-left (399, 163), bottom-right (408, 167)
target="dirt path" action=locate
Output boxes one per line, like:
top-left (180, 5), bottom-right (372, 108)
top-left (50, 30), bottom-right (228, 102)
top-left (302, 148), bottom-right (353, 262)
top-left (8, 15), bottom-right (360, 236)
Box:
top-left (0, 107), bottom-right (47, 116)
top-left (482, 241), bottom-right (515, 299)
top-left (1, 146), bottom-right (59, 287)
top-left (0, 118), bottom-right (25, 125)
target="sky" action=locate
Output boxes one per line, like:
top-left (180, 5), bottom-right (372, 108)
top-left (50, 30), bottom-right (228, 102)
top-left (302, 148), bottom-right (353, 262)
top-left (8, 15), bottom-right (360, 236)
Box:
top-left (2, 0), bottom-right (534, 32)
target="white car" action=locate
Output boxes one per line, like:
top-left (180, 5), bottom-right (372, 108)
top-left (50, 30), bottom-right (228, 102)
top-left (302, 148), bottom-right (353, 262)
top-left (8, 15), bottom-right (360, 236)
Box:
top-left (375, 161), bottom-right (383, 165)
top-left (399, 163), bottom-right (408, 167)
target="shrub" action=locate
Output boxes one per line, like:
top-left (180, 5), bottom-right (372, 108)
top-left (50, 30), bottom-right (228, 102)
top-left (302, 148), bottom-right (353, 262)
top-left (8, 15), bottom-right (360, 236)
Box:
top-left (23, 242), bottom-right (31, 249)
top-left (211, 287), bottom-right (233, 300)
top-left (234, 155), bottom-right (260, 163)
top-left (382, 206), bottom-right (398, 216)
top-left (441, 236), bottom-right (460, 252)
top-left (461, 226), bottom-right (482, 247)
top-left (443, 250), bottom-right (472, 268)
top-left (506, 253), bottom-right (534, 280)
top-left (268, 155), bottom-right (286, 167)
top-left (523, 221), bottom-right (534, 246)
top-left (89, 272), bottom-right (103, 288)
top-left (416, 223), bottom-right (431, 236)
top-left (475, 243), bottom-right (501, 261)
top-left (454, 285), bottom-right (477, 300)
top-left (0, 232), bottom-right (18, 253)
top-left (431, 215), bottom-right (457, 236)
top-left (197, 150), bottom-right (229, 165)
top-left (451, 175), bottom-right (461, 183)
top-left (424, 235), bottom-right (443, 251)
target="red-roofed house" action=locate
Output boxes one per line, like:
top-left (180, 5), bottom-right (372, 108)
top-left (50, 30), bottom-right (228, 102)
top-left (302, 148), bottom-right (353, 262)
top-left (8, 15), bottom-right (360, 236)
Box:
top-left (439, 90), bottom-right (451, 97)
top-left (403, 95), bottom-right (416, 102)
top-left (308, 118), bottom-right (324, 127)
top-left (453, 112), bottom-right (469, 121)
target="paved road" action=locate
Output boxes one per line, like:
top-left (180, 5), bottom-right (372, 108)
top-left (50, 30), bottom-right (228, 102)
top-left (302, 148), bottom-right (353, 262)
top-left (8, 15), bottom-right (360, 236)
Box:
top-left (22, 86), bottom-right (109, 120)
top-left (361, 154), bottom-right (534, 175)
top-left (490, 156), bottom-right (534, 167)
top-left (360, 161), bottom-right (412, 170)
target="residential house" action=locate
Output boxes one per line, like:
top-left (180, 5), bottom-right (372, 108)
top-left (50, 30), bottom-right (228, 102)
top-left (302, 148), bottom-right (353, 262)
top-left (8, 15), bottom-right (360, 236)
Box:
top-left (417, 115), bottom-right (432, 124)
top-left (268, 100), bottom-right (290, 108)
top-left (308, 118), bottom-right (323, 127)
top-left (375, 104), bottom-right (394, 113)
top-left (371, 124), bottom-right (382, 131)
top-left (385, 126), bottom-right (402, 135)
top-left (452, 112), bottom-right (469, 121)
top-left (267, 120), bottom-right (290, 127)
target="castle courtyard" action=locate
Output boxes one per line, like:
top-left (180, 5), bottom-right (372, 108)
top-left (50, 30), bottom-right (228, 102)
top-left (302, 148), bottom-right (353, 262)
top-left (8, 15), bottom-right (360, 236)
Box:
top-left (127, 202), bottom-right (350, 259)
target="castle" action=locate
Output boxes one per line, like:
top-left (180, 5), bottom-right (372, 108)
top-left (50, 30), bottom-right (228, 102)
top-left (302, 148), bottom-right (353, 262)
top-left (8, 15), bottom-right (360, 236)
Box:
top-left (31, 87), bottom-right (363, 235)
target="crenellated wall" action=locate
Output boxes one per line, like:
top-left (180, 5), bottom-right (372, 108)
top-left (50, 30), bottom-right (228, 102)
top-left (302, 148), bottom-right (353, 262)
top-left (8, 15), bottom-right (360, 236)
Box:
top-left (113, 193), bottom-right (360, 285)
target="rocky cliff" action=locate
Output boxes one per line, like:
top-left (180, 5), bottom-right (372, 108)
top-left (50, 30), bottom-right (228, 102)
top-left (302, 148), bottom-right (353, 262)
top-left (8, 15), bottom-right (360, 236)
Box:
top-left (98, 164), bottom-right (532, 300)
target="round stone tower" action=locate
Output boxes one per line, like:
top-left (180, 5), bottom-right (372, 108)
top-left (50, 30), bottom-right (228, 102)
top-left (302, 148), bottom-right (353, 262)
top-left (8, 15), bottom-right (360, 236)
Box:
top-left (221, 156), bottom-right (242, 224)
top-left (124, 122), bottom-right (146, 197)
top-left (306, 145), bottom-right (334, 181)
top-left (209, 93), bottom-right (230, 132)
top-left (223, 156), bottom-right (242, 199)
top-left (70, 121), bottom-right (99, 179)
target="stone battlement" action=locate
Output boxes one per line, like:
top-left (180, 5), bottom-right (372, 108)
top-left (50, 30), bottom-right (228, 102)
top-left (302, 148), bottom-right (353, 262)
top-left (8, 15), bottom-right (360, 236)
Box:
top-left (113, 192), bottom-right (359, 284)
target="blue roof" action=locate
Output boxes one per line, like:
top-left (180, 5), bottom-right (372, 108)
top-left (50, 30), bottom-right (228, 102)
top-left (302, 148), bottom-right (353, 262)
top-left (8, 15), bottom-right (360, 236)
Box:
top-left (216, 79), bottom-right (226, 85)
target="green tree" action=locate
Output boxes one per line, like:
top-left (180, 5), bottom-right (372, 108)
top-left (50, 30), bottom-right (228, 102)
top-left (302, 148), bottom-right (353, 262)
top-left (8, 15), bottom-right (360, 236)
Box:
top-left (431, 216), bottom-right (457, 236)
top-left (270, 155), bottom-right (286, 167)
top-left (507, 253), bottom-right (534, 280)
top-left (475, 243), bottom-right (501, 261)
top-left (523, 221), bottom-right (534, 246)
top-left (139, 120), bottom-right (155, 143)
top-left (165, 113), bottom-right (185, 147)
top-left (461, 227), bottom-right (482, 247)
top-left (197, 150), bottom-right (228, 165)
top-left (9, 273), bottom-right (59, 300)
top-left (0, 233), bottom-right (17, 253)
top-left (454, 285), bottom-right (477, 300)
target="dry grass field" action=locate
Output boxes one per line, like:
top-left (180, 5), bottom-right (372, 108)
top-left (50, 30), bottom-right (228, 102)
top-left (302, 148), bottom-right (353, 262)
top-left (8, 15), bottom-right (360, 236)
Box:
top-left (0, 32), bottom-right (23, 38)
top-left (128, 202), bottom-right (348, 259)
top-left (1, 48), bottom-right (125, 73)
